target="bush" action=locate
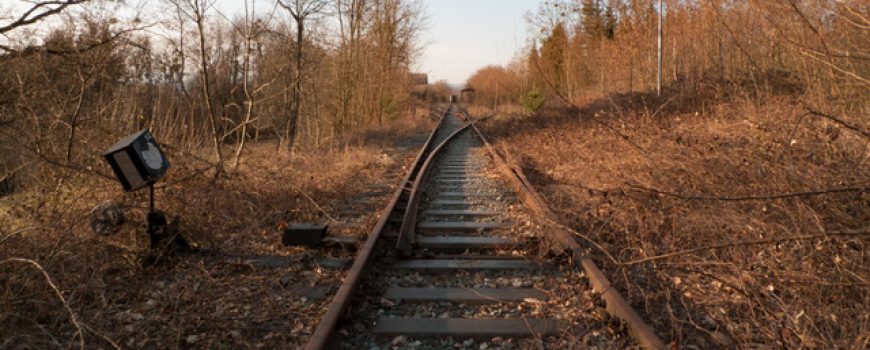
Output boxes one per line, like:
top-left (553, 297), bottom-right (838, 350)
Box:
top-left (521, 88), bottom-right (545, 113)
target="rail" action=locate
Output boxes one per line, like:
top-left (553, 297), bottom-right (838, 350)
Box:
top-left (462, 109), bottom-right (666, 349)
top-left (303, 105), bottom-right (455, 350)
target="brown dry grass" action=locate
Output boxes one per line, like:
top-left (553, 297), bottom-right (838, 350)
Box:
top-left (0, 118), bottom-right (434, 349)
top-left (479, 85), bottom-right (869, 348)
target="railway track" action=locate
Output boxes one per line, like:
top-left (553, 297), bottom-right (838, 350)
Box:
top-left (304, 105), bottom-right (664, 349)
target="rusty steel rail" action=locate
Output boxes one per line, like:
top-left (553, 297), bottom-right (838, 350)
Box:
top-left (462, 110), bottom-right (667, 350)
top-left (396, 124), bottom-right (471, 255)
top-left (303, 107), bottom-right (454, 350)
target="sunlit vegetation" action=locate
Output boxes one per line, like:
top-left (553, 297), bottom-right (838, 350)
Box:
top-left (471, 0), bottom-right (868, 348)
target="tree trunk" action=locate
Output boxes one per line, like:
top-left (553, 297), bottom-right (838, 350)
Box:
top-left (232, 17), bottom-right (255, 170)
top-left (195, 8), bottom-right (224, 174)
top-left (287, 17), bottom-right (304, 152)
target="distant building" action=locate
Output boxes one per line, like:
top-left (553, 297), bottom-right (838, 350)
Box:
top-left (410, 73), bottom-right (428, 100)
top-left (410, 73), bottom-right (428, 86)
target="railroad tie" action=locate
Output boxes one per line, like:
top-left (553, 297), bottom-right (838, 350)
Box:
top-left (373, 318), bottom-right (564, 339)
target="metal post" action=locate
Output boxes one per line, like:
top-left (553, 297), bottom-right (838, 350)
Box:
top-left (657, 0), bottom-right (663, 97)
top-left (149, 183), bottom-right (155, 213)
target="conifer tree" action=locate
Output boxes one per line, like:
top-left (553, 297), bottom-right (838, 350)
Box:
top-left (603, 3), bottom-right (616, 40)
top-left (581, 0), bottom-right (604, 39)
top-left (540, 22), bottom-right (568, 95)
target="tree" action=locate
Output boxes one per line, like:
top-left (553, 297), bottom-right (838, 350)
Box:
top-left (428, 80), bottom-right (453, 104)
top-left (465, 65), bottom-right (522, 108)
top-left (277, 0), bottom-right (327, 152)
top-left (230, 1), bottom-right (271, 169)
top-left (581, 0), bottom-right (604, 39)
top-left (603, 3), bottom-right (616, 40)
top-left (539, 22), bottom-right (569, 96)
top-left (527, 40), bottom-right (542, 91)
top-left (165, 0), bottom-right (226, 175)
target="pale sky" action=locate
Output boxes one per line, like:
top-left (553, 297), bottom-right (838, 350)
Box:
top-left (417, 0), bottom-right (538, 85)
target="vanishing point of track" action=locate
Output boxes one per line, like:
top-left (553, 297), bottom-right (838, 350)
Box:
top-left (304, 104), bottom-right (666, 349)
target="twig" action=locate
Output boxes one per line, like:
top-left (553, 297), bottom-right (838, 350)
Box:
top-left (0, 227), bottom-right (37, 246)
top-left (547, 217), bottom-right (620, 265)
top-left (629, 183), bottom-right (869, 201)
top-left (623, 229), bottom-right (868, 265)
top-left (521, 316), bottom-right (545, 350)
top-left (155, 164), bottom-right (216, 189)
top-left (288, 182), bottom-right (337, 223)
top-left (0, 312), bottom-right (62, 347)
top-left (804, 107), bottom-right (870, 139)
top-left (80, 323), bottom-right (122, 350)
top-left (0, 258), bottom-right (85, 350)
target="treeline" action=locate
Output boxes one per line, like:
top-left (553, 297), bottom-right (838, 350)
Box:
top-left (465, 0), bottom-right (868, 113)
top-left (0, 0), bottom-right (426, 179)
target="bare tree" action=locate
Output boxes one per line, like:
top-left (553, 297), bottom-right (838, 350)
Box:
top-left (276, 0), bottom-right (327, 152)
top-left (229, 1), bottom-right (273, 169)
top-left (165, 0), bottom-right (225, 174)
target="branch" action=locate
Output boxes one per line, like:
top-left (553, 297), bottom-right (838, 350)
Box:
top-left (0, 258), bottom-right (85, 350)
top-left (630, 183), bottom-right (869, 201)
top-left (805, 107), bottom-right (870, 139)
top-left (0, 0), bottom-right (89, 34)
top-left (0, 227), bottom-right (37, 246)
top-left (622, 229), bottom-right (868, 265)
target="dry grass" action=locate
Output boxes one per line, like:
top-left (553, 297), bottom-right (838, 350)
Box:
top-left (0, 118), bottom-right (433, 349)
top-left (479, 86), bottom-right (869, 348)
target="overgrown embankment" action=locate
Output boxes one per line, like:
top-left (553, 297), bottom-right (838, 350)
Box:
top-left (0, 119), bottom-right (433, 348)
top-left (479, 86), bottom-right (869, 348)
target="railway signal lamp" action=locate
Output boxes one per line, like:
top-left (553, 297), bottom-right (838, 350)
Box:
top-left (102, 129), bottom-right (170, 192)
top-left (102, 129), bottom-right (179, 251)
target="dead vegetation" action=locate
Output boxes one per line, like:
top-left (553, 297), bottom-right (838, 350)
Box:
top-left (0, 0), bottom-right (438, 347)
top-left (465, 2), bottom-right (868, 346)
top-left (0, 118), bottom-right (433, 348)
top-left (479, 82), bottom-right (869, 348)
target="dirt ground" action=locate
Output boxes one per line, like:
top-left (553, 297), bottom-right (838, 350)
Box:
top-left (479, 90), bottom-right (869, 348)
top-left (0, 118), bottom-right (435, 349)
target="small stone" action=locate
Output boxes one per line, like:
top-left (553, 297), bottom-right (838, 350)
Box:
top-left (479, 343), bottom-right (489, 349)
top-left (409, 340), bottom-right (422, 347)
top-left (185, 335), bottom-right (198, 344)
top-left (392, 335), bottom-right (406, 345)
top-left (463, 339), bottom-right (474, 347)
top-left (145, 299), bottom-right (157, 308)
top-left (230, 330), bottom-right (242, 338)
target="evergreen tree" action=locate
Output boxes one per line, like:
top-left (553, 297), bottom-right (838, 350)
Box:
top-left (603, 3), bottom-right (616, 40)
top-left (581, 0), bottom-right (604, 39)
top-left (527, 40), bottom-right (542, 89)
top-left (540, 22), bottom-right (568, 95)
